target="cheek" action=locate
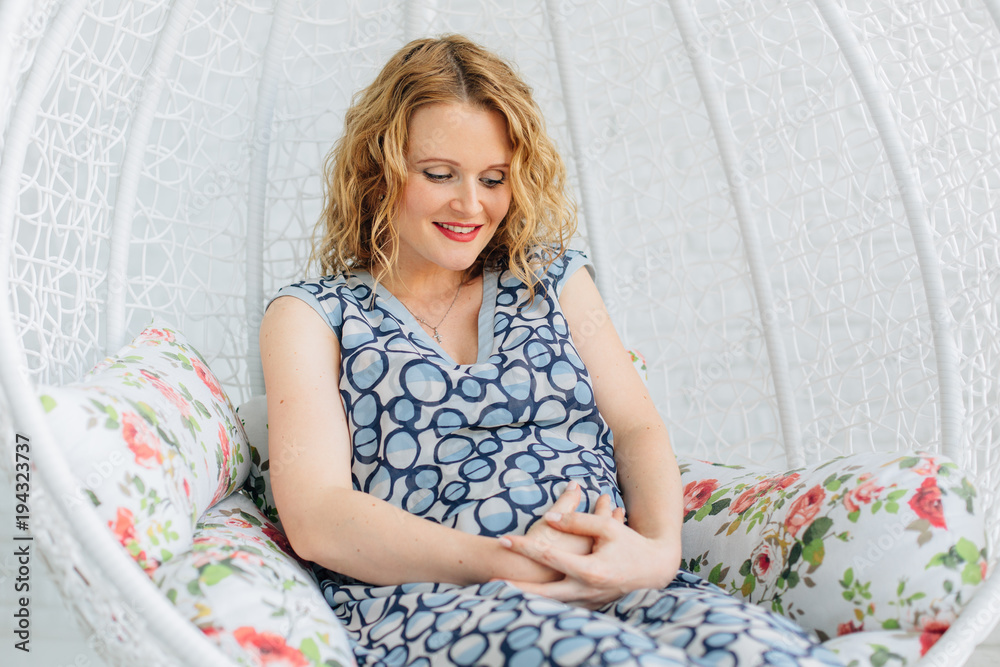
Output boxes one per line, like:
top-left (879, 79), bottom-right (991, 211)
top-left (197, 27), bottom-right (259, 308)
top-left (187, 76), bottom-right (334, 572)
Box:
top-left (490, 191), bottom-right (513, 221)
top-left (400, 181), bottom-right (435, 218)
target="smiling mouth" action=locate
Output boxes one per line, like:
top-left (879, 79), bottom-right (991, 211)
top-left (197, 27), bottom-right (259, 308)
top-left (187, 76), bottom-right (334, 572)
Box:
top-left (435, 222), bottom-right (480, 234)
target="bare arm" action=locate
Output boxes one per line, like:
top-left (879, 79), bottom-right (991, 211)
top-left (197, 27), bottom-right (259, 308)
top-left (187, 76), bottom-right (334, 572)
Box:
top-left (559, 268), bottom-right (683, 553)
top-left (260, 295), bottom-right (563, 586)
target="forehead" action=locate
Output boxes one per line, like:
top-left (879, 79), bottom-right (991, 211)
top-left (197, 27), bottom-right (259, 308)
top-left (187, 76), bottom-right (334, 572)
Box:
top-left (406, 102), bottom-right (511, 160)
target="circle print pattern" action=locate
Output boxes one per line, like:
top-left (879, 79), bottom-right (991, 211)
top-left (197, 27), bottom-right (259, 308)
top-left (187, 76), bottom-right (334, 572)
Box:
top-left (274, 250), bottom-right (841, 666)
top-left (327, 576), bottom-right (843, 666)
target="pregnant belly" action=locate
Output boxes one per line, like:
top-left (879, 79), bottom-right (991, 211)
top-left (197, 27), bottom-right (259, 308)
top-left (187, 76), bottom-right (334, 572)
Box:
top-left (448, 475), bottom-right (624, 538)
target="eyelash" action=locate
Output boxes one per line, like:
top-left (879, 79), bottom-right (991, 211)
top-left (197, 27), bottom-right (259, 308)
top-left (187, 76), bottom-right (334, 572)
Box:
top-left (422, 171), bottom-right (506, 189)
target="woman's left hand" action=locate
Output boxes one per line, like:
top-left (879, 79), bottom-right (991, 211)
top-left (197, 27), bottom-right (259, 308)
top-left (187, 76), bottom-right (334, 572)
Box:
top-left (495, 494), bottom-right (681, 610)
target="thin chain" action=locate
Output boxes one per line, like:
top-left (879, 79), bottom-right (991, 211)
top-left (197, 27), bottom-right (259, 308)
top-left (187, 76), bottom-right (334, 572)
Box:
top-left (405, 282), bottom-right (463, 343)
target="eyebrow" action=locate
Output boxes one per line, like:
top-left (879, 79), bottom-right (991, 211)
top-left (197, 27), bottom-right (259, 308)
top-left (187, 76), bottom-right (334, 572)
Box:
top-left (415, 158), bottom-right (509, 169)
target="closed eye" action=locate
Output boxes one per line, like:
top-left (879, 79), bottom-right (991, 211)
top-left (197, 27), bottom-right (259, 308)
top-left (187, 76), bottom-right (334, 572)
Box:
top-left (481, 176), bottom-right (505, 188)
top-left (423, 170), bottom-right (451, 182)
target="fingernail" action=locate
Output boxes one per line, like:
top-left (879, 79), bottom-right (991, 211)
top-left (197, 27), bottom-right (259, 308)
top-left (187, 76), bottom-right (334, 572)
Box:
top-left (567, 480), bottom-right (578, 491)
top-left (499, 537), bottom-right (512, 548)
top-left (545, 511), bottom-right (562, 522)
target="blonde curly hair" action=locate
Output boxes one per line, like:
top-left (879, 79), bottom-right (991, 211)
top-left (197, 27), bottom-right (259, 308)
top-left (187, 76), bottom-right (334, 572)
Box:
top-left (310, 34), bottom-right (576, 293)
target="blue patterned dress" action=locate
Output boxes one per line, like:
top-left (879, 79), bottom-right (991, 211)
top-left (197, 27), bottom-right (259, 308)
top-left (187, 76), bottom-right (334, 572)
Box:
top-left (272, 250), bottom-right (842, 666)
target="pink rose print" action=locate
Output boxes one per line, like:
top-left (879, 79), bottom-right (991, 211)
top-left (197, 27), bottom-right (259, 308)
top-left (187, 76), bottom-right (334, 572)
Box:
top-left (784, 485), bottom-right (826, 537)
top-left (750, 542), bottom-right (773, 580)
top-left (262, 524), bottom-right (294, 555)
top-left (912, 457), bottom-right (939, 476)
top-left (110, 507), bottom-right (136, 545)
top-left (144, 328), bottom-right (175, 342)
top-left (775, 473), bottom-right (799, 489)
top-left (232, 627), bottom-right (309, 667)
top-left (919, 618), bottom-right (950, 656)
top-left (109, 507), bottom-right (158, 576)
top-left (909, 477), bottom-right (947, 529)
top-left (730, 474), bottom-right (798, 515)
top-left (122, 412), bottom-right (163, 468)
top-left (682, 479), bottom-right (718, 514)
top-left (842, 473), bottom-right (884, 514)
top-left (192, 358), bottom-right (224, 401)
top-left (218, 422), bottom-right (231, 467)
top-left (141, 369), bottom-right (191, 416)
top-left (837, 620), bottom-right (863, 636)
top-left (730, 480), bottom-right (773, 515)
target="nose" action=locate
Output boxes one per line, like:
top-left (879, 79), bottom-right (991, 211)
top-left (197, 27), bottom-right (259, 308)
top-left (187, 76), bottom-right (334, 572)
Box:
top-left (450, 180), bottom-right (484, 218)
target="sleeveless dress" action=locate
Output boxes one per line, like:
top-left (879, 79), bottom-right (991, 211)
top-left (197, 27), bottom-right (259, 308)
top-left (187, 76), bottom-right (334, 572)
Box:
top-left (272, 250), bottom-right (842, 667)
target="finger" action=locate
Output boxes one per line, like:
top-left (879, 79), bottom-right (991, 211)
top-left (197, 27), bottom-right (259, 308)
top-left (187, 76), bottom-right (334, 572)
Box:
top-left (612, 507), bottom-right (626, 523)
top-left (593, 494), bottom-right (612, 516)
top-left (545, 510), bottom-right (617, 541)
top-left (550, 480), bottom-right (582, 513)
top-left (502, 533), bottom-right (592, 577)
top-left (497, 577), bottom-right (591, 603)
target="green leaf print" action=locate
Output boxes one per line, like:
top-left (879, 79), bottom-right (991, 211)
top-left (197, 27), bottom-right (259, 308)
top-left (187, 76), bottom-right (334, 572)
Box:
top-left (802, 516), bottom-right (833, 544)
top-left (708, 498), bottom-right (730, 515)
top-left (240, 510), bottom-right (263, 527)
top-left (802, 539), bottom-right (825, 566)
top-left (200, 563), bottom-right (233, 585)
top-left (962, 562), bottom-right (983, 585)
top-left (136, 401), bottom-right (159, 424)
top-left (951, 478), bottom-right (977, 514)
top-left (956, 537), bottom-right (980, 563)
top-left (300, 638), bottom-right (321, 663)
top-left (886, 489), bottom-right (907, 502)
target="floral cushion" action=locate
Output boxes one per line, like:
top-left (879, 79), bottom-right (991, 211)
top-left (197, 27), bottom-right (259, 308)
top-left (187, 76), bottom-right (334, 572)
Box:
top-left (39, 324), bottom-right (250, 575)
top-left (237, 394), bottom-right (281, 529)
top-left (154, 489), bottom-right (355, 667)
top-left (678, 452), bottom-right (988, 662)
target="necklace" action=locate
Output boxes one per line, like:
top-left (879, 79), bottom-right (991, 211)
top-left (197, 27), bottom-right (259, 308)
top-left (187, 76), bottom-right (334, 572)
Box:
top-left (404, 281), bottom-right (463, 343)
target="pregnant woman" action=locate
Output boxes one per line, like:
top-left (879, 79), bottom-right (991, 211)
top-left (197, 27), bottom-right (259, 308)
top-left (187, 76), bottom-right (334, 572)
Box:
top-left (260, 34), bottom-right (842, 666)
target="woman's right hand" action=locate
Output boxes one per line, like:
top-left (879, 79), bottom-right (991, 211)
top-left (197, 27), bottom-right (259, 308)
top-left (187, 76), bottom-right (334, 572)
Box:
top-left (524, 481), bottom-right (594, 556)
top-left (498, 481), bottom-right (625, 583)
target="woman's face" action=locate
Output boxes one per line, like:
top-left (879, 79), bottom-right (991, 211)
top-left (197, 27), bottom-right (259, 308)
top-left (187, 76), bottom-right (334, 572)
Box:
top-left (392, 102), bottom-right (512, 278)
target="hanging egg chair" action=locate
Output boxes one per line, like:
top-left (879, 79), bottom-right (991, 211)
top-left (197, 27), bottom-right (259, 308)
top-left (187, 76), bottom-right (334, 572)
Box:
top-left (2, 0), bottom-right (999, 665)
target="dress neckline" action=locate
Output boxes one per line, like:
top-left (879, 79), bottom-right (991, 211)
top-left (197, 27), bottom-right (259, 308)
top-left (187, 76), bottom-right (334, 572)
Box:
top-left (351, 269), bottom-right (499, 367)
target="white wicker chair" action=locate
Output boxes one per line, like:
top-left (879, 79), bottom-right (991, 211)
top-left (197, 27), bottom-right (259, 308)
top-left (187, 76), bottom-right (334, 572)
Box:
top-left (2, 0), bottom-right (999, 665)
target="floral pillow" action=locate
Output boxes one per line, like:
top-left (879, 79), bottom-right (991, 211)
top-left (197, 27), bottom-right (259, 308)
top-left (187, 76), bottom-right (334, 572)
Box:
top-left (153, 489), bottom-right (355, 667)
top-left (39, 325), bottom-right (251, 576)
top-left (237, 394), bottom-right (281, 529)
top-left (678, 452), bottom-right (987, 662)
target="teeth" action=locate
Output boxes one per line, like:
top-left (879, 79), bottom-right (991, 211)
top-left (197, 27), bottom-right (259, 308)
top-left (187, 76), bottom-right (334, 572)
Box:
top-left (439, 223), bottom-right (476, 234)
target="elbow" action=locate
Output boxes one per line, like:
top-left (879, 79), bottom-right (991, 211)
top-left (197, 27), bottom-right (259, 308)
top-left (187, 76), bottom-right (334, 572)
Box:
top-left (281, 521), bottom-right (320, 562)
top-left (272, 487), bottom-right (352, 566)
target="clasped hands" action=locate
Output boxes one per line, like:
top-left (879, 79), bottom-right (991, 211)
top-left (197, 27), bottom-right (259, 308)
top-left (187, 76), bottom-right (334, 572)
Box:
top-left (494, 480), bottom-right (679, 610)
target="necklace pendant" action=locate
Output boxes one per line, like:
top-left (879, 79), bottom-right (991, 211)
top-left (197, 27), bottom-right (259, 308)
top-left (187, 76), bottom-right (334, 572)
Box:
top-left (432, 329), bottom-right (443, 343)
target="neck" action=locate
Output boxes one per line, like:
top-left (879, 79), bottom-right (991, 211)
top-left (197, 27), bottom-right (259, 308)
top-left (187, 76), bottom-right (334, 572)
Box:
top-left (377, 262), bottom-right (476, 304)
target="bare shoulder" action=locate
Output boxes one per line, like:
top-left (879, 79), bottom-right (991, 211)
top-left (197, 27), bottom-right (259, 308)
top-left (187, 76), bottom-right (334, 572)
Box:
top-left (261, 294), bottom-right (335, 340)
top-left (258, 294), bottom-right (353, 549)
